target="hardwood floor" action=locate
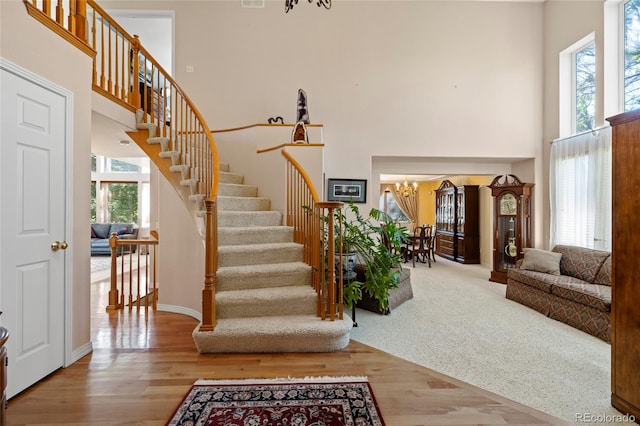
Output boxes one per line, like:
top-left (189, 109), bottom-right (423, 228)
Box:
top-left (5, 277), bottom-right (568, 425)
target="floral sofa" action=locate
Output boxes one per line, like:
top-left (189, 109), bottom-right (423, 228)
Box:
top-left (506, 245), bottom-right (611, 342)
top-left (91, 222), bottom-right (138, 256)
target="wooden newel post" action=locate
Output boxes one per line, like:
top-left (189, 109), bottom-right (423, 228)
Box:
top-left (200, 199), bottom-right (218, 332)
top-left (106, 232), bottom-right (119, 311)
top-left (315, 201), bottom-right (344, 321)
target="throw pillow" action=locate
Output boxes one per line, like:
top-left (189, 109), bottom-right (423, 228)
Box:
top-left (520, 248), bottom-right (562, 275)
top-left (91, 223), bottom-right (112, 239)
top-left (91, 227), bottom-right (97, 238)
top-left (116, 227), bottom-right (129, 236)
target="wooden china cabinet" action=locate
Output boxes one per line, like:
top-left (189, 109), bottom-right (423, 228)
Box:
top-left (606, 109), bottom-right (640, 420)
top-left (455, 185), bottom-right (480, 264)
top-left (435, 180), bottom-right (457, 261)
top-left (488, 174), bottom-right (533, 284)
top-left (434, 180), bottom-right (479, 264)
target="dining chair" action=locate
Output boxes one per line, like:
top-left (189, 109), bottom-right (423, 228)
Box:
top-left (427, 224), bottom-right (436, 264)
top-left (404, 226), bottom-right (431, 267)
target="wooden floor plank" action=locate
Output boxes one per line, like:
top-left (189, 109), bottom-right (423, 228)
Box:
top-left (4, 278), bottom-right (569, 425)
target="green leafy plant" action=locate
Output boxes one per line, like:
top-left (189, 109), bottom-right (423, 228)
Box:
top-left (332, 201), bottom-right (408, 310)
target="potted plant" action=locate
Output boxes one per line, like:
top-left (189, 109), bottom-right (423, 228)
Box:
top-left (332, 201), bottom-right (408, 311)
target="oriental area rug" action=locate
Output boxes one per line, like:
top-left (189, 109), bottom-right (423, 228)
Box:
top-left (166, 376), bottom-right (385, 426)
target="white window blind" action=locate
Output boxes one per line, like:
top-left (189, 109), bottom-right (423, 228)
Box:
top-left (549, 127), bottom-right (612, 251)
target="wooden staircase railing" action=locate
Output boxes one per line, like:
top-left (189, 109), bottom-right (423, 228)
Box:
top-left (24, 0), bottom-right (345, 330)
top-left (24, 0), bottom-right (220, 330)
top-left (282, 151), bottom-right (343, 320)
top-left (106, 232), bottom-right (159, 311)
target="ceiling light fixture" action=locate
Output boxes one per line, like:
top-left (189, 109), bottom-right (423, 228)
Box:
top-left (285, 0), bottom-right (331, 13)
top-left (119, 140), bottom-right (131, 146)
top-left (396, 176), bottom-right (418, 197)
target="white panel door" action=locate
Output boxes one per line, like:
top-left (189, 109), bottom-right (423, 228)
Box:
top-left (0, 67), bottom-right (66, 398)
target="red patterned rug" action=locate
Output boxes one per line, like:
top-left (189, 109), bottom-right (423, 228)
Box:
top-left (166, 376), bottom-right (385, 425)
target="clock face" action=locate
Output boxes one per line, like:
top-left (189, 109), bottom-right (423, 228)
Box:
top-left (499, 193), bottom-right (517, 215)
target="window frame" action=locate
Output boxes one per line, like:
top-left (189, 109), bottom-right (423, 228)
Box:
top-left (621, 0), bottom-right (640, 112)
top-left (559, 33), bottom-right (596, 138)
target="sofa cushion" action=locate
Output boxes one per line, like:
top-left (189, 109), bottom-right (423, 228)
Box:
top-left (593, 255), bottom-right (612, 286)
top-left (551, 281), bottom-right (612, 312)
top-left (520, 248), bottom-right (561, 275)
top-left (91, 238), bottom-right (110, 249)
top-left (91, 223), bottom-right (112, 239)
top-left (552, 245), bottom-right (610, 283)
top-left (508, 267), bottom-right (591, 294)
top-left (109, 223), bottom-right (135, 236)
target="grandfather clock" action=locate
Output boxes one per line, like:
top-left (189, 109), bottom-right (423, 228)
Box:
top-left (488, 174), bottom-right (533, 284)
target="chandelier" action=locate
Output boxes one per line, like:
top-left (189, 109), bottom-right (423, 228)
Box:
top-left (396, 176), bottom-right (418, 197)
top-left (285, 0), bottom-right (331, 13)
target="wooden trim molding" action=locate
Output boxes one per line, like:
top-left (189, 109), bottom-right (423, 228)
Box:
top-left (257, 143), bottom-right (324, 154)
top-left (211, 123), bottom-right (324, 134)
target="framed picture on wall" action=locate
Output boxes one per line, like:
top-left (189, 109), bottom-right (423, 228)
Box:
top-left (327, 178), bottom-right (367, 203)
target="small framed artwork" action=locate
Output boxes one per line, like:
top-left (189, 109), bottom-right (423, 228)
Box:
top-left (327, 178), bottom-right (367, 203)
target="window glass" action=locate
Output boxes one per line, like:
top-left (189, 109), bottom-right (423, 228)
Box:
top-left (575, 43), bottom-right (596, 132)
top-left (379, 191), bottom-right (409, 222)
top-left (106, 183), bottom-right (138, 223)
top-left (108, 158), bottom-right (140, 172)
top-left (624, 0), bottom-right (640, 111)
top-left (91, 181), bottom-right (97, 222)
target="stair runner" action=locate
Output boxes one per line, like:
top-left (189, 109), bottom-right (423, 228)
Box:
top-left (136, 111), bottom-right (352, 353)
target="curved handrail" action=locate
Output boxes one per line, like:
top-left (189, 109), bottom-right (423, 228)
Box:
top-left (25, 0), bottom-right (220, 329)
top-left (281, 150), bottom-right (344, 321)
top-left (281, 150), bottom-right (321, 202)
top-left (87, 0), bottom-right (220, 200)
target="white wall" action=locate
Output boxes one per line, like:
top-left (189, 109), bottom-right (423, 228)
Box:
top-left (0, 0), bottom-right (94, 356)
top-left (100, 0), bottom-right (546, 244)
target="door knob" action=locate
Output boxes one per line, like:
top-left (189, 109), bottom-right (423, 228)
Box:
top-left (51, 241), bottom-right (69, 251)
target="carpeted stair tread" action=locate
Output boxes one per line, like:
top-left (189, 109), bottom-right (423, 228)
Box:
top-left (219, 183), bottom-right (258, 198)
top-left (192, 315), bottom-right (353, 353)
top-left (216, 262), bottom-right (311, 291)
top-left (220, 171), bottom-right (243, 184)
top-left (218, 211), bottom-right (282, 227)
top-left (216, 286), bottom-right (317, 319)
top-left (218, 226), bottom-right (293, 246)
top-left (218, 242), bottom-right (303, 267)
top-left (218, 196), bottom-right (271, 212)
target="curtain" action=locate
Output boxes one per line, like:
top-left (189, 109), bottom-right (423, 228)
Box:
top-left (389, 186), bottom-right (419, 229)
top-left (549, 126), bottom-right (611, 251)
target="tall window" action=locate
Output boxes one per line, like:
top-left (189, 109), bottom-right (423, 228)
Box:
top-left (379, 191), bottom-right (409, 222)
top-left (624, 0), bottom-right (640, 111)
top-left (91, 155), bottom-right (150, 227)
top-left (575, 43), bottom-right (596, 132)
top-left (559, 33), bottom-right (595, 137)
top-left (106, 183), bottom-right (138, 223)
top-left (549, 128), bottom-right (612, 251)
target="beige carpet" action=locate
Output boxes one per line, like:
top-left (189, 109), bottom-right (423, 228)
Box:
top-left (350, 257), bottom-right (629, 426)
